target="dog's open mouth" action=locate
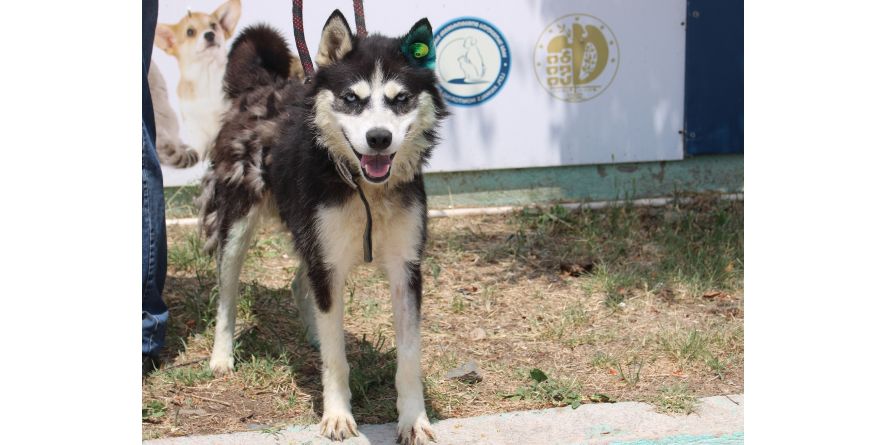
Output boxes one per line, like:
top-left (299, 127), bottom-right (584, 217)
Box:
top-left (353, 150), bottom-right (395, 183)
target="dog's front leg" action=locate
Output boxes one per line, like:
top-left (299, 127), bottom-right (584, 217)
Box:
top-left (388, 261), bottom-right (435, 445)
top-left (309, 264), bottom-right (358, 440)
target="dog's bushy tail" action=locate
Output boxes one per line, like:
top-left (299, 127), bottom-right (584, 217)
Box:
top-left (224, 24), bottom-right (294, 99)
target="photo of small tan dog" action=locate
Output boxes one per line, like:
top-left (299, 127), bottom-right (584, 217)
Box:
top-left (153, 0), bottom-right (242, 158)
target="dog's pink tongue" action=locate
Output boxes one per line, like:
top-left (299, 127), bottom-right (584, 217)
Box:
top-left (360, 154), bottom-right (392, 178)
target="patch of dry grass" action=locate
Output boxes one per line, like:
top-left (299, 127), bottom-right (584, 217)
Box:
top-left (143, 195), bottom-right (743, 439)
top-left (654, 383), bottom-right (697, 414)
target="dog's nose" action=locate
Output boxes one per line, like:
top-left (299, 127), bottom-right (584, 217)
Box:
top-left (204, 31), bottom-right (216, 43)
top-left (366, 128), bottom-right (392, 150)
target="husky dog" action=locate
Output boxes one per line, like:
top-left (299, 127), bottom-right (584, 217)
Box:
top-left (197, 10), bottom-right (445, 444)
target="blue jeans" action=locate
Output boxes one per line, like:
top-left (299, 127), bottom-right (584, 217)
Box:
top-left (143, 0), bottom-right (167, 357)
top-left (142, 122), bottom-right (168, 356)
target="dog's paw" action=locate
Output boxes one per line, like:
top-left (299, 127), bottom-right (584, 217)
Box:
top-left (319, 410), bottom-right (358, 441)
top-left (397, 413), bottom-right (436, 445)
top-left (208, 354), bottom-right (234, 376)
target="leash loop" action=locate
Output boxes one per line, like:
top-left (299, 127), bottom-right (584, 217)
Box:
top-left (334, 159), bottom-right (358, 190)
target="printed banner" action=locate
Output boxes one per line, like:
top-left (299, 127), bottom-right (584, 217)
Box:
top-left (151, 0), bottom-right (686, 186)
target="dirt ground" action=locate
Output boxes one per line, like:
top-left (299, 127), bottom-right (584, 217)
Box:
top-left (143, 195), bottom-right (743, 439)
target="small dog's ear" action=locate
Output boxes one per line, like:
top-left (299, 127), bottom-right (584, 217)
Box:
top-left (154, 24), bottom-right (177, 55)
top-left (401, 18), bottom-right (435, 69)
top-left (316, 9), bottom-right (354, 67)
top-left (213, 0), bottom-right (242, 39)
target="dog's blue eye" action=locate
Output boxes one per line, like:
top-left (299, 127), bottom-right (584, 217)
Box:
top-left (343, 92), bottom-right (358, 103)
top-left (395, 92), bottom-right (409, 103)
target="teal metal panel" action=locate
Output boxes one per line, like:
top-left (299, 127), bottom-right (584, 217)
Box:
top-left (425, 155), bottom-right (743, 208)
top-left (164, 155), bottom-right (743, 217)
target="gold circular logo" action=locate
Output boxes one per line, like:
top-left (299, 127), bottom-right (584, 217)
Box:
top-left (534, 14), bottom-right (620, 102)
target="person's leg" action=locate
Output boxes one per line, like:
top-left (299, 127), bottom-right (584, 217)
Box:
top-left (142, 0), bottom-right (167, 371)
top-left (142, 121), bottom-right (168, 365)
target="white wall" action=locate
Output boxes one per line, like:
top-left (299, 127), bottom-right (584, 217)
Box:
top-left (152, 0), bottom-right (685, 186)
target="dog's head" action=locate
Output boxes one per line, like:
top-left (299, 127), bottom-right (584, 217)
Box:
top-left (154, 0), bottom-right (241, 64)
top-left (311, 10), bottom-right (446, 187)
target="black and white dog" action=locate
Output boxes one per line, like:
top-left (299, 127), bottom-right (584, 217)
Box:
top-left (196, 10), bottom-right (445, 445)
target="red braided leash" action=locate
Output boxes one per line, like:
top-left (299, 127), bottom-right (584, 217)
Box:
top-left (352, 0), bottom-right (367, 37)
top-left (292, 0), bottom-right (368, 81)
top-left (291, 0), bottom-right (315, 80)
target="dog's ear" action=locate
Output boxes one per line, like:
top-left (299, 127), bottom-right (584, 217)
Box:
top-left (154, 23), bottom-right (177, 55)
top-left (316, 9), bottom-right (354, 67)
top-left (290, 56), bottom-right (306, 82)
top-left (213, 0), bottom-right (242, 39)
top-left (401, 18), bottom-right (435, 69)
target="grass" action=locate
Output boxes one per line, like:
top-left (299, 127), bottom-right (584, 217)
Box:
top-left (542, 300), bottom-right (589, 341)
top-left (657, 327), bottom-right (739, 381)
top-left (614, 360), bottom-right (643, 387)
top-left (591, 351), bottom-right (614, 368)
top-left (167, 230), bottom-right (215, 284)
top-left (237, 354), bottom-right (294, 389)
top-left (143, 194), bottom-right (743, 439)
top-left (347, 290), bottom-right (381, 319)
top-left (659, 329), bottom-right (709, 362)
top-left (504, 368), bottom-right (584, 409)
top-left (348, 332), bottom-right (398, 420)
top-left (654, 384), bottom-right (697, 414)
top-left (450, 294), bottom-right (466, 314)
top-left (158, 367), bottom-right (214, 386)
top-left (142, 400), bottom-right (167, 422)
top-left (706, 355), bottom-right (728, 380)
top-left (585, 264), bottom-right (636, 310)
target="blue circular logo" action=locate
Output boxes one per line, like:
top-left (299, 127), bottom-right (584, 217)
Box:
top-left (433, 17), bottom-right (510, 106)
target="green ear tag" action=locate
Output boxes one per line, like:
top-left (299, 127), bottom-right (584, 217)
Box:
top-left (410, 42), bottom-right (429, 59)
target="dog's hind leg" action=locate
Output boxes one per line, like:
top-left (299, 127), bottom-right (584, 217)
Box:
top-left (291, 264), bottom-right (319, 349)
top-left (209, 208), bottom-right (260, 375)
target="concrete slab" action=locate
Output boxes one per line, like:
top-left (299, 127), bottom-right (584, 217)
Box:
top-left (145, 394), bottom-right (743, 445)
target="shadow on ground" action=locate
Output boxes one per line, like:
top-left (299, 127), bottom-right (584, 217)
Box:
top-left (151, 273), bottom-right (443, 437)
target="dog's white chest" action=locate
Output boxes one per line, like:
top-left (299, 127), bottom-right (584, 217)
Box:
top-left (315, 193), bottom-right (424, 269)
